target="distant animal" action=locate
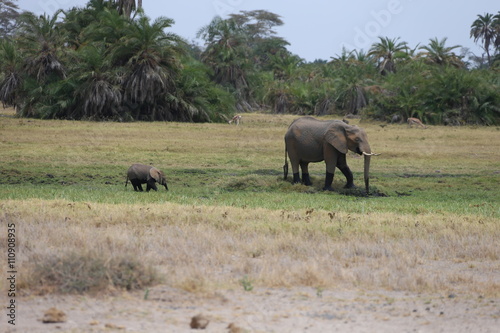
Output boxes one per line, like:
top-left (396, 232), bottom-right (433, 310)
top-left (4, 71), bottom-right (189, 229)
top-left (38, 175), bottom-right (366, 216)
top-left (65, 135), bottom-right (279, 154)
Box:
top-left (407, 117), bottom-right (427, 128)
top-left (391, 114), bottom-right (402, 124)
top-left (125, 164), bottom-right (168, 192)
top-left (284, 117), bottom-right (379, 193)
top-left (229, 115), bottom-right (242, 125)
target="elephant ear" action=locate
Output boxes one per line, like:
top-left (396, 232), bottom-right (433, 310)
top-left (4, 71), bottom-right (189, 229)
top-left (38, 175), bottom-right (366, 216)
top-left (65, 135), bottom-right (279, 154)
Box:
top-left (324, 124), bottom-right (348, 154)
top-left (149, 168), bottom-right (161, 182)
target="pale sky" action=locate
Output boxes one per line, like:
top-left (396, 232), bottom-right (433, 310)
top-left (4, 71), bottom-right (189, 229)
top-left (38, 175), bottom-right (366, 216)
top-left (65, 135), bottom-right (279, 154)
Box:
top-left (17, 0), bottom-right (499, 61)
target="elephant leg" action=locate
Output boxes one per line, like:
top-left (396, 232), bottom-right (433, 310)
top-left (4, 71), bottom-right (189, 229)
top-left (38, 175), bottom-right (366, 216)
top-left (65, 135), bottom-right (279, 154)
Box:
top-left (302, 173), bottom-right (312, 186)
top-left (147, 181), bottom-right (158, 192)
top-left (287, 148), bottom-right (301, 184)
top-left (336, 154), bottom-right (354, 188)
top-left (300, 162), bottom-right (312, 186)
top-left (339, 167), bottom-right (354, 188)
top-left (323, 172), bottom-right (335, 191)
top-left (131, 180), bottom-right (141, 192)
top-left (290, 159), bottom-right (301, 184)
top-left (324, 147), bottom-right (338, 191)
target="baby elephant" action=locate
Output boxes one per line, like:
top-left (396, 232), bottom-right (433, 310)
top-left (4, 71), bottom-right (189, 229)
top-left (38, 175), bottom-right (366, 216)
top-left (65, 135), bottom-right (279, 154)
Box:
top-left (125, 164), bottom-right (169, 192)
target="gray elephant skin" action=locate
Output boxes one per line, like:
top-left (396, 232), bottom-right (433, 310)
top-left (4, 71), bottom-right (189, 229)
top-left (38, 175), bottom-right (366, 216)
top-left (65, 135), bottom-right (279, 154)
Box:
top-left (125, 164), bottom-right (169, 192)
top-left (284, 117), bottom-right (377, 193)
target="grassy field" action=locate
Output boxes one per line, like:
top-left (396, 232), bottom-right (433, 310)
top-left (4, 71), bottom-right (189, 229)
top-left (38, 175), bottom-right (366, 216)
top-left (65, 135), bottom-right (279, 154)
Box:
top-left (0, 107), bottom-right (499, 296)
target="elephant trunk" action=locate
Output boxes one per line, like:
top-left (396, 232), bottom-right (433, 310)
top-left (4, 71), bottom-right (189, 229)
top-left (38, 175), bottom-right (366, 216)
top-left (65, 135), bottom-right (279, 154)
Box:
top-left (363, 154), bottom-right (371, 194)
top-left (161, 178), bottom-right (169, 191)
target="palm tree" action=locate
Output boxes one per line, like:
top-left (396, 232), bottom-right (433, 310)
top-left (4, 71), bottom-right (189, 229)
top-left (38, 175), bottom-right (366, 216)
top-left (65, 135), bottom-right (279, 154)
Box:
top-left (16, 11), bottom-right (66, 82)
top-left (269, 50), bottom-right (303, 81)
top-left (331, 48), bottom-right (374, 68)
top-left (330, 47), bottom-right (356, 65)
top-left (173, 57), bottom-right (235, 122)
top-left (0, 39), bottom-right (22, 108)
top-left (111, 14), bottom-right (185, 120)
top-left (333, 64), bottom-right (374, 115)
top-left (418, 37), bottom-right (463, 67)
top-left (495, 12), bottom-right (500, 50)
top-left (197, 16), bottom-right (248, 81)
top-left (61, 0), bottom-right (122, 49)
top-left (112, 0), bottom-right (139, 18)
top-left (197, 16), bottom-right (252, 110)
top-left (368, 37), bottom-right (408, 75)
top-left (0, 0), bottom-right (20, 37)
top-left (80, 7), bottom-right (130, 50)
top-left (470, 13), bottom-right (498, 65)
top-left (71, 45), bottom-right (123, 119)
top-left (13, 11), bottom-right (67, 117)
top-left (229, 10), bottom-right (289, 69)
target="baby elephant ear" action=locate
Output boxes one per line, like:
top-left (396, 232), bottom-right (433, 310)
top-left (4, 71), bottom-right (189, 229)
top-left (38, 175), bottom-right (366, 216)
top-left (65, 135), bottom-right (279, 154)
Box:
top-left (149, 168), bottom-right (161, 182)
top-left (324, 124), bottom-right (348, 154)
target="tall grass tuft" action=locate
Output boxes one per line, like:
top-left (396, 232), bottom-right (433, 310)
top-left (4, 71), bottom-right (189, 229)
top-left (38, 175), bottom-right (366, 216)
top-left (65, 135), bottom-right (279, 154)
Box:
top-left (29, 251), bottom-right (159, 294)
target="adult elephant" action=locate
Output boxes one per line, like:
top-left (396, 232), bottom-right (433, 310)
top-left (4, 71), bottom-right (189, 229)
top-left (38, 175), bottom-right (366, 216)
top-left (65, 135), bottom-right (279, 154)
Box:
top-left (125, 164), bottom-right (169, 192)
top-left (284, 117), bottom-right (378, 193)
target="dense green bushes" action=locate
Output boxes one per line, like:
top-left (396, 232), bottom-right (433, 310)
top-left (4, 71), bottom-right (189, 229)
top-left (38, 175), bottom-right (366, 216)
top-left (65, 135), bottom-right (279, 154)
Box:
top-left (254, 41), bottom-right (499, 125)
top-left (366, 62), bottom-right (500, 125)
top-left (0, 2), bottom-right (498, 124)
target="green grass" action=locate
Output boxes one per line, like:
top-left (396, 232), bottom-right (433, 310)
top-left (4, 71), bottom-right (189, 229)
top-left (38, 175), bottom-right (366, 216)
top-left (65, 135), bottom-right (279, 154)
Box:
top-left (0, 166), bottom-right (498, 217)
top-left (1, 111), bottom-right (498, 216)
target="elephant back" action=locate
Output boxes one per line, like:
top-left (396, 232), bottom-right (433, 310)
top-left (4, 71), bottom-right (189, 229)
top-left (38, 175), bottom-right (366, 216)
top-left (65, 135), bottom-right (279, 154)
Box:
top-left (128, 163), bottom-right (152, 179)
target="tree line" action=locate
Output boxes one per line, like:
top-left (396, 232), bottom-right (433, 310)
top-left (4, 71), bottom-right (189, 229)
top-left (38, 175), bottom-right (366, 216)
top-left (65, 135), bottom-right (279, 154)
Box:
top-left (0, 0), bottom-right (499, 125)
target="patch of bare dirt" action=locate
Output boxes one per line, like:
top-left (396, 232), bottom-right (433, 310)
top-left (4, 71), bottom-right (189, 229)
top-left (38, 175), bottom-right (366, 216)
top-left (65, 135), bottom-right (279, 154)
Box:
top-left (9, 286), bottom-right (499, 332)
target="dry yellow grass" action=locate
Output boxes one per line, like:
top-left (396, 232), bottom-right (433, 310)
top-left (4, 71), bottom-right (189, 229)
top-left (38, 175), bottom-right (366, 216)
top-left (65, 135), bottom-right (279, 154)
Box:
top-left (1, 198), bottom-right (498, 296)
top-left (1, 108), bottom-right (499, 175)
top-left (1, 109), bottom-right (498, 176)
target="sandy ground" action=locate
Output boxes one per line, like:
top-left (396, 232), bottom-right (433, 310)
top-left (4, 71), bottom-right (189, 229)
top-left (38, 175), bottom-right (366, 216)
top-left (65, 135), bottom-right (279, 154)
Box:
top-left (6, 286), bottom-right (499, 333)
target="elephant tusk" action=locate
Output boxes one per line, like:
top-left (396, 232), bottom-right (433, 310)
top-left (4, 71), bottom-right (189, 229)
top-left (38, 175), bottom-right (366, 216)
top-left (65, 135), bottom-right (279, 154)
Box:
top-left (363, 152), bottom-right (381, 156)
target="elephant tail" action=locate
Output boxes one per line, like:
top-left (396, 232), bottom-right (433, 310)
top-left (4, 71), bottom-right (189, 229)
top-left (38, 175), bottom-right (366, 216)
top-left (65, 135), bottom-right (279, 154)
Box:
top-left (125, 175), bottom-right (129, 188)
top-left (283, 146), bottom-right (289, 180)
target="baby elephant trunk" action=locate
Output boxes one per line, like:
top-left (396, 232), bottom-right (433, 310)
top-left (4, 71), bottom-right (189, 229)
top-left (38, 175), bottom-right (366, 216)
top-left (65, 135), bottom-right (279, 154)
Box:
top-left (158, 175), bottom-right (168, 191)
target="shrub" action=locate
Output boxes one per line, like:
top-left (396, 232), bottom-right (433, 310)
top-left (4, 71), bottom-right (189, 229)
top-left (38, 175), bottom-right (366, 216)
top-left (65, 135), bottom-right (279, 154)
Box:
top-left (30, 251), bottom-right (160, 294)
